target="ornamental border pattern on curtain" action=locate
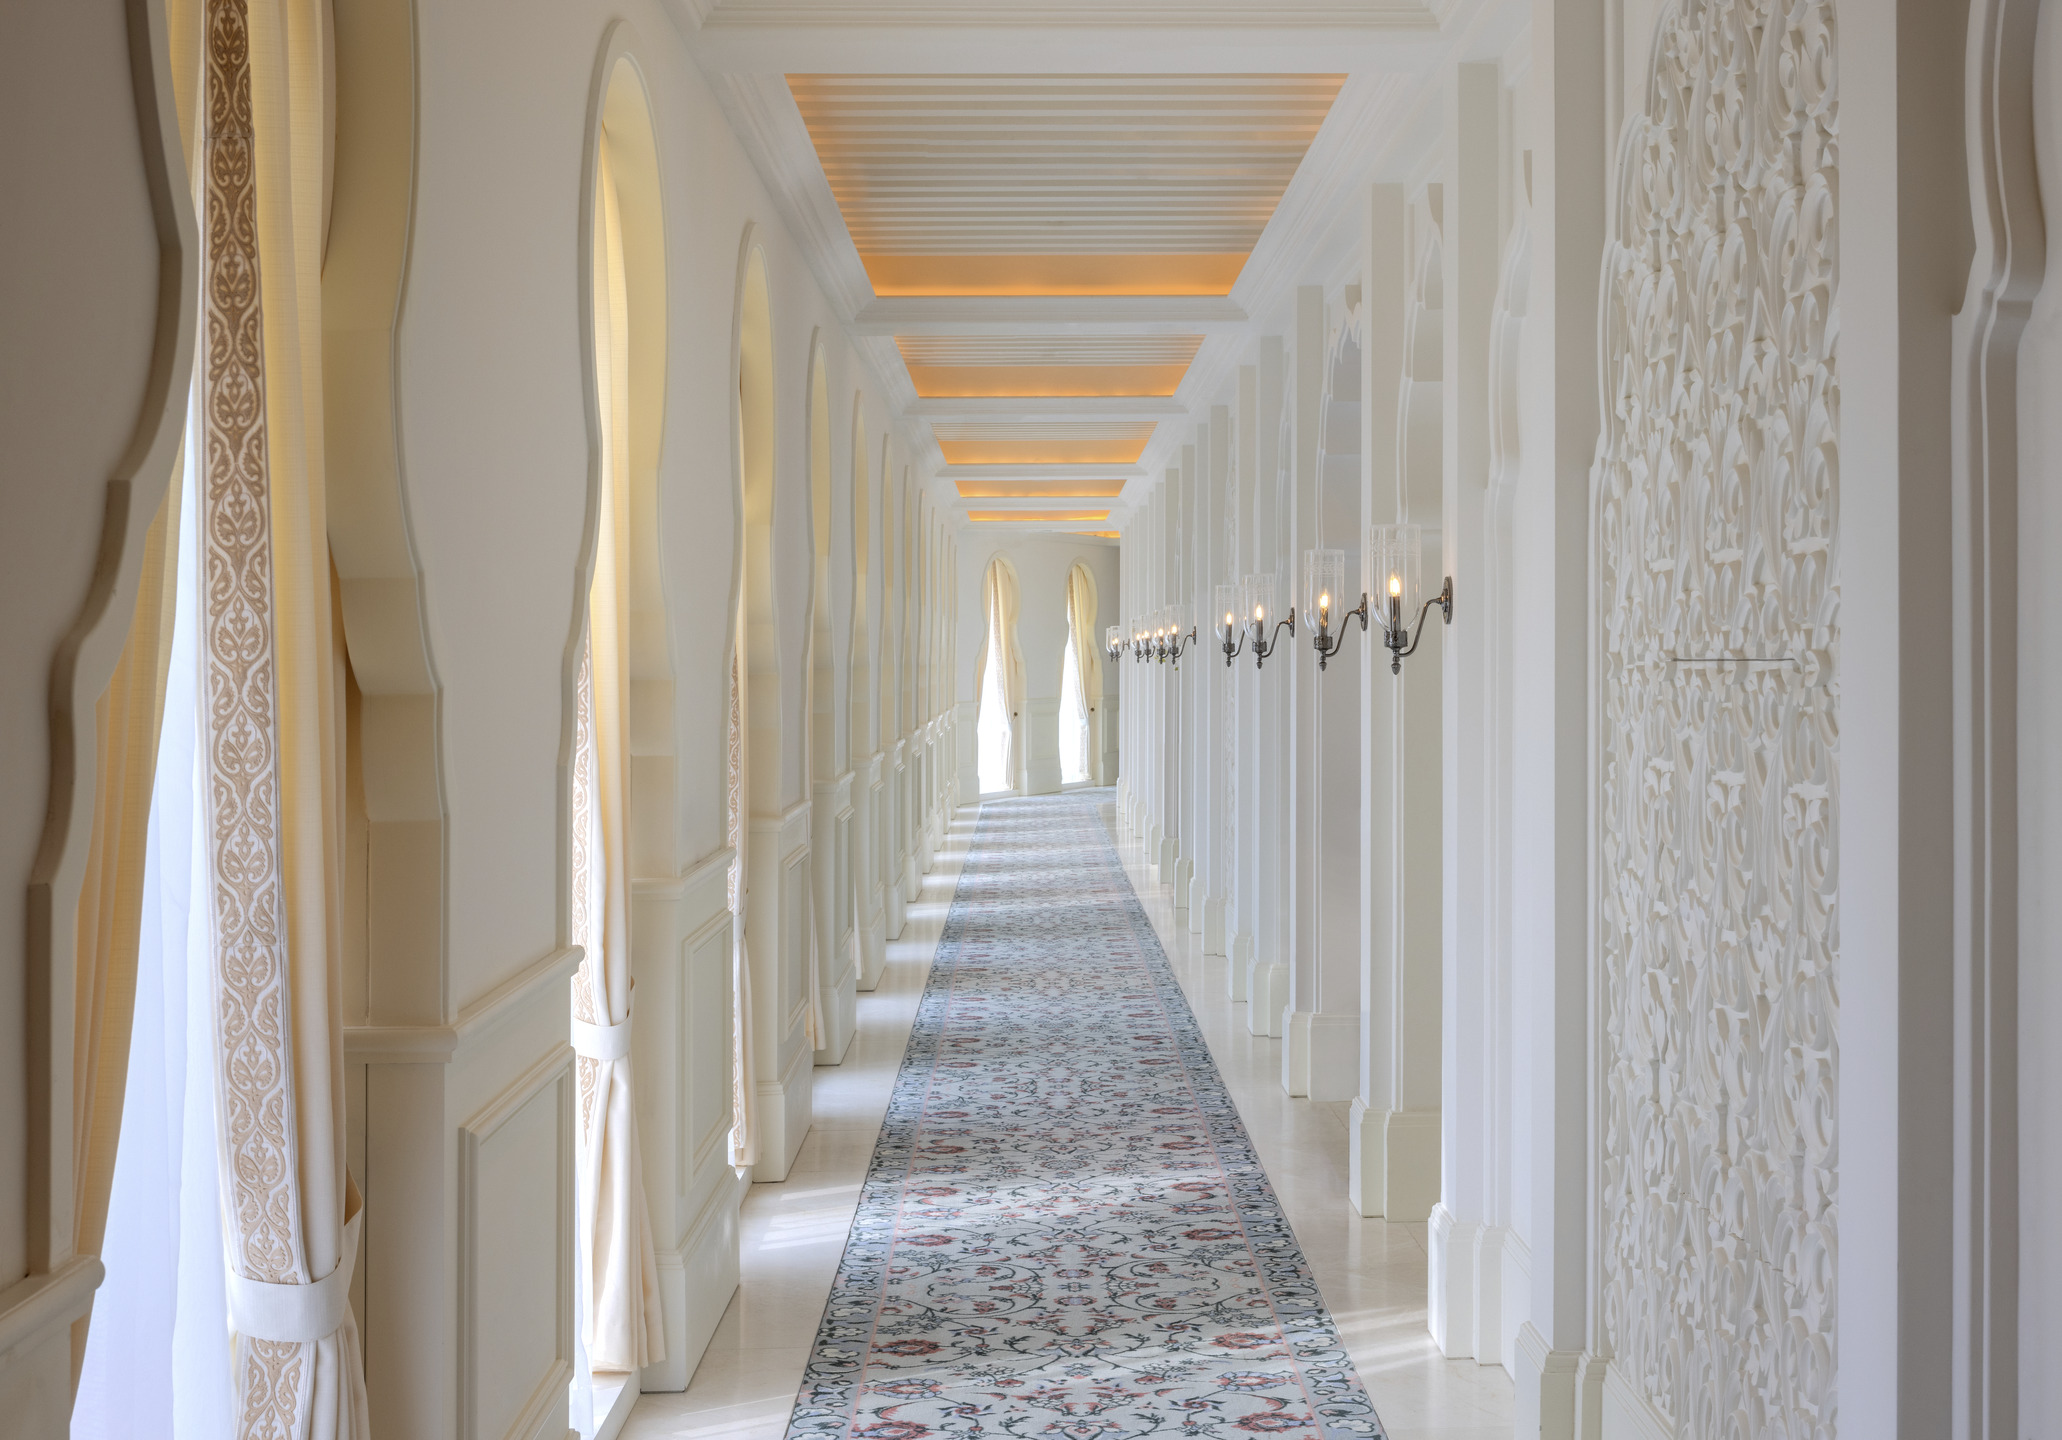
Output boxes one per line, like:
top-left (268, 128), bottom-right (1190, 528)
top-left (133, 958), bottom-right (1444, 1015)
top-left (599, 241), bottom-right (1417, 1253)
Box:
top-left (198, 0), bottom-right (309, 1427)
top-left (1594, 0), bottom-right (1838, 1434)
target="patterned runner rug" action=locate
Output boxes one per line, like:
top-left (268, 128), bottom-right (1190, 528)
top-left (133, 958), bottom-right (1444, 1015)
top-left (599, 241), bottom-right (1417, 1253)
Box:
top-left (786, 791), bottom-right (1384, 1440)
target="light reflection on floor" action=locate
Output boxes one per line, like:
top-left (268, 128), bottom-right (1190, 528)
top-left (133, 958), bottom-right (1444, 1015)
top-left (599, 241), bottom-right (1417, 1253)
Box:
top-left (622, 802), bottom-right (1512, 1440)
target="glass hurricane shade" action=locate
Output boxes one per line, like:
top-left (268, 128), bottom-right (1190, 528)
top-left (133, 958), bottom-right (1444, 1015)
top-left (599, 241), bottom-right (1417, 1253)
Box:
top-left (1366, 523), bottom-right (1423, 636)
top-left (1106, 623), bottom-right (1121, 652)
top-left (1238, 572), bottom-right (1276, 644)
top-left (1301, 548), bottom-right (1347, 633)
top-left (1214, 582), bottom-right (1239, 644)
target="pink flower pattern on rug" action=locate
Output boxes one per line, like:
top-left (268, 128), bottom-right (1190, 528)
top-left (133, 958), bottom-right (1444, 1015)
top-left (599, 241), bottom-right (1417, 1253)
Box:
top-left (787, 793), bottom-right (1384, 1440)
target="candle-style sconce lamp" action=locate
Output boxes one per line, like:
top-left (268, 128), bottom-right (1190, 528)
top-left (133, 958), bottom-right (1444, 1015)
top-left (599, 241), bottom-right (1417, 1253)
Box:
top-left (1301, 547), bottom-right (1369, 671)
top-left (1239, 572), bottom-right (1294, 669)
top-left (1106, 624), bottom-right (1124, 666)
top-left (1367, 523), bottom-right (1452, 674)
top-left (1214, 582), bottom-right (1245, 666)
top-left (1158, 605), bottom-right (1196, 663)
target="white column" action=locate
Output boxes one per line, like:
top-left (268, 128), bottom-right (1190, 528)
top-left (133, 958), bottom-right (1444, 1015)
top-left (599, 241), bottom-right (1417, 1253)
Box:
top-left (1351, 186), bottom-right (1442, 1220)
top-left (1248, 365), bottom-right (1291, 1036)
top-left (1429, 59), bottom-right (1505, 1361)
top-left (1283, 285), bottom-right (1325, 1095)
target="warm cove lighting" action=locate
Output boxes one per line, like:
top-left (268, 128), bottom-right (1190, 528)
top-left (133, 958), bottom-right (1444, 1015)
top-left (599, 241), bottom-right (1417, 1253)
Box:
top-left (955, 480), bottom-right (1126, 499)
top-left (903, 364), bottom-right (1193, 399)
top-left (863, 253), bottom-right (1246, 298)
top-left (938, 437), bottom-right (1152, 466)
top-left (967, 510), bottom-right (1111, 524)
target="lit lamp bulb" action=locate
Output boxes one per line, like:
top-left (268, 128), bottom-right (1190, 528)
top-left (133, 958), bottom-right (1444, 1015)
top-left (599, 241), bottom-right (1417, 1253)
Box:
top-left (1318, 590), bottom-right (1331, 619)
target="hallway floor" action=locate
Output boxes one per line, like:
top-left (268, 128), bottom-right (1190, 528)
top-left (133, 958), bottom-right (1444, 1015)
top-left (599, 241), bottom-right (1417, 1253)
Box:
top-left (623, 797), bottom-right (1511, 1440)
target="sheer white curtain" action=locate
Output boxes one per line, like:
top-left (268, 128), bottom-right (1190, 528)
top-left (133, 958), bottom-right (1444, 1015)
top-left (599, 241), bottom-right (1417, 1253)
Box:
top-left (74, 440), bottom-right (236, 1440)
top-left (1059, 637), bottom-right (1089, 785)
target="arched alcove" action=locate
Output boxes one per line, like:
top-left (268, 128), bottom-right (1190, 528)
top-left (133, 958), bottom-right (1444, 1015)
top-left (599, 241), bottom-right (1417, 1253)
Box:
top-left (974, 553), bottom-right (1025, 796)
top-left (560, 46), bottom-right (681, 1400)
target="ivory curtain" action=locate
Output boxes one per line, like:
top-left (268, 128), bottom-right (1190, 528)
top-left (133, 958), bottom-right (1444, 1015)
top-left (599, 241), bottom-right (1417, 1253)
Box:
top-left (973, 560), bottom-right (1028, 793)
top-left (569, 141), bottom-right (667, 1374)
top-left (1064, 563), bottom-right (1102, 785)
top-left (190, 0), bottom-right (370, 1432)
top-left (69, 472), bottom-right (183, 1385)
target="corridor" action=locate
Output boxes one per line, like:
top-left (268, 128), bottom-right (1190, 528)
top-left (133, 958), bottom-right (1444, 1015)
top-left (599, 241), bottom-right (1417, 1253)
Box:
top-left (625, 798), bottom-right (1509, 1440)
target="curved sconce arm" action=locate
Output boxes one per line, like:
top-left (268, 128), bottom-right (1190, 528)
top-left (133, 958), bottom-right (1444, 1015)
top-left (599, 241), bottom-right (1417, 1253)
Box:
top-left (1252, 608), bottom-right (1298, 669)
top-left (1220, 631), bottom-right (1247, 668)
top-left (1311, 594), bottom-right (1371, 672)
top-left (1378, 578), bottom-right (1454, 674)
top-left (1164, 626), bottom-right (1198, 663)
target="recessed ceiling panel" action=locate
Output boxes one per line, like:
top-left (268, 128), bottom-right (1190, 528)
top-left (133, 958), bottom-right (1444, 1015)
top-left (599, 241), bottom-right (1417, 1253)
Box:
top-left (933, 421), bottom-right (1155, 466)
top-left (898, 335), bottom-right (1204, 398)
top-left (789, 73), bottom-right (1346, 297)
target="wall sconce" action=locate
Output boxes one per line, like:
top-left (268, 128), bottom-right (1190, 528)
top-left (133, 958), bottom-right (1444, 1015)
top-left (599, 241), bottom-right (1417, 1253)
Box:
top-left (1367, 523), bottom-right (1451, 674)
top-left (1301, 547), bottom-right (1369, 671)
top-left (1238, 572), bottom-right (1294, 669)
top-left (1157, 605), bottom-right (1196, 663)
top-left (1130, 619), bottom-right (1150, 662)
top-left (1214, 582), bottom-right (1245, 666)
top-left (1106, 624), bottom-right (1124, 665)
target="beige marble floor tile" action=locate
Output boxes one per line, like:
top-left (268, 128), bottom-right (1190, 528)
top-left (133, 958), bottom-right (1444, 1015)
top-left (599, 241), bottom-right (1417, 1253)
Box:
top-left (621, 799), bottom-right (1514, 1440)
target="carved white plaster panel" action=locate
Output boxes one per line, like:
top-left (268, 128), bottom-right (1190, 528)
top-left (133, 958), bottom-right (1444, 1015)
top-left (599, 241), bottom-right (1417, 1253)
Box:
top-left (1594, 1), bottom-right (1837, 1436)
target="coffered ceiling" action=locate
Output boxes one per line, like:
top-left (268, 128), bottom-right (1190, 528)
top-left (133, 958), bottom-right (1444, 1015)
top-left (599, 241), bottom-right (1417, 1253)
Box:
top-left (686, 0), bottom-right (1510, 533)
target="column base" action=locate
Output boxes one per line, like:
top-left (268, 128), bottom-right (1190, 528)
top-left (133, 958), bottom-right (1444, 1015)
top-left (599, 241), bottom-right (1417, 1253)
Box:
top-left (1346, 1101), bottom-right (1441, 1219)
top-left (1282, 1009), bottom-right (1310, 1094)
top-left (1427, 1204), bottom-right (1480, 1358)
top-left (857, 893), bottom-right (887, 990)
top-left (885, 874), bottom-right (908, 939)
top-left (1306, 1012), bottom-right (1358, 1101)
top-left (812, 956), bottom-right (857, 1066)
top-left (749, 1048), bottom-right (815, 1183)
top-left (1427, 1212), bottom-right (1517, 1367)
top-left (642, 1175), bottom-right (744, 1392)
top-left (1510, 1325), bottom-right (1612, 1440)
top-left (1172, 855), bottom-right (1193, 912)
top-left (1248, 960), bottom-right (1286, 1037)
top-left (902, 853), bottom-right (920, 904)
top-left (1225, 940), bottom-right (1252, 1004)
top-left (1201, 892), bottom-right (1226, 954)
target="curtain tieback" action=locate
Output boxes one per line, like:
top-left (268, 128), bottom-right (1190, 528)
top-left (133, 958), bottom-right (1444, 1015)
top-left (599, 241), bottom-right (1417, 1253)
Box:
top-left (572, 1011), bottom-right (632, 1062)
top-left (227, 1209), bottom-right (362, 1345)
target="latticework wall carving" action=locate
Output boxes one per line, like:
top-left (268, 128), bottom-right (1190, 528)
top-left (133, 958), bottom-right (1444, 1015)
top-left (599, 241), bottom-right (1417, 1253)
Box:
top-left (1594, 0), bottom-right (1837, 1435)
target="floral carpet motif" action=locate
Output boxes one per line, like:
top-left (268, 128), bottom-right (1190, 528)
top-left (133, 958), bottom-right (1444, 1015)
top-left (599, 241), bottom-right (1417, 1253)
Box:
top-left (787, 792), bottom-right (1384, 1440)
